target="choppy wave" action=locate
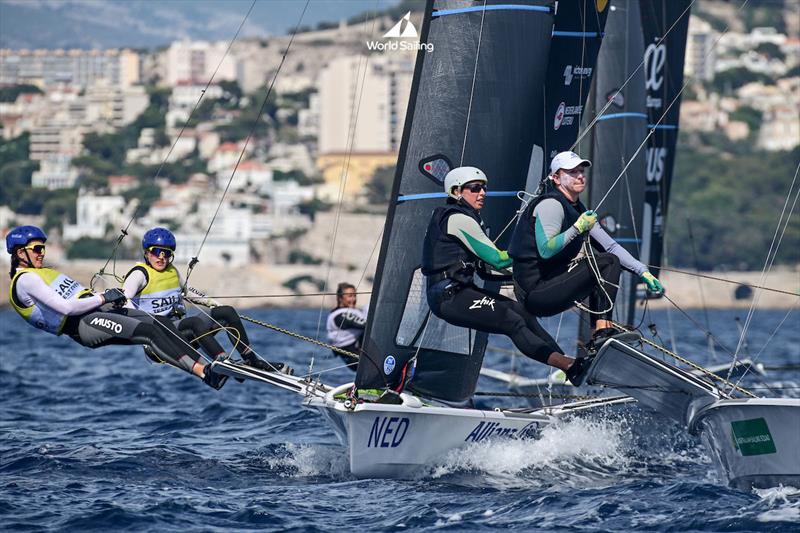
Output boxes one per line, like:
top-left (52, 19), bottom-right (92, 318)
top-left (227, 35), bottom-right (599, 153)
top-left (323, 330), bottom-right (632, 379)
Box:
top-left (2, 308), bottom-right (799, 531)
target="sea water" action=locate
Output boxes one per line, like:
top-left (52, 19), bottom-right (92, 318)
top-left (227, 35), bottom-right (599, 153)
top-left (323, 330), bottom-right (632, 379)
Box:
top-left (1, 308), bottom-right (798, 531)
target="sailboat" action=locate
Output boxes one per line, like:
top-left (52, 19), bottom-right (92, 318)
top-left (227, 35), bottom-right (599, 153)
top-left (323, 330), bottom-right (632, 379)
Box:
top-left (580, 1), bottom-right (799, 490)
top-left (213, 0), bottom-right (631, 478)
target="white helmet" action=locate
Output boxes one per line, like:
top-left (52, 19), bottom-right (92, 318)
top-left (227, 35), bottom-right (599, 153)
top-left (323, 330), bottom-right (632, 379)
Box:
top-left (443, 166), bottom-right (488, 199)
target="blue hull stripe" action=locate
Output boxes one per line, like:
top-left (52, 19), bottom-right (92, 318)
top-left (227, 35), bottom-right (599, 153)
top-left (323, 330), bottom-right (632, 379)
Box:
top-left (613, 237), bottom-right (643, 243)
top-left (433, 5), bottom-right (550, 17)
top-left (553, 31), bottom-right (601, 38)
top-left (647, 124), bottom-right (678, 130)
top-left (597, 112), bottom-right (648, 121)
top-left (398, 191), bottom-right (519, 202)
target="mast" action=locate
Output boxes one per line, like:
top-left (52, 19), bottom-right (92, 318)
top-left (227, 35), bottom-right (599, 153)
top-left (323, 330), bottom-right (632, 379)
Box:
top-left (639, 0), bottom-right (692, 278)
top-left (355, 0), bottom-right (557, 402)
top-left (540, 0), bottom-right (609, 166)
top-left (584, 0), bottom-right (649, 329)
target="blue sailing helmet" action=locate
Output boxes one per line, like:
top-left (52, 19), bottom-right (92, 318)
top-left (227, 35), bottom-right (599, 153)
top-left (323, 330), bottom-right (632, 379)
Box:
top-left (6, 225), bottom-right (47, 254)
top-left (142, 227), bottom-right (176, 250)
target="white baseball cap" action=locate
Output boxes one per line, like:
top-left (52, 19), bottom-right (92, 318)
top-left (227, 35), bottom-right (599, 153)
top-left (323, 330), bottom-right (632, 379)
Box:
top-left (549, 151), bottom-right (592, 175)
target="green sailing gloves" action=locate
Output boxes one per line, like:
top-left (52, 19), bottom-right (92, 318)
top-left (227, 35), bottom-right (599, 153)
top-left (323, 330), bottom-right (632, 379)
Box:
top-left (641, 271), bottom-right (664, 294)
top-left (573, 210), bottom-right (597, 233)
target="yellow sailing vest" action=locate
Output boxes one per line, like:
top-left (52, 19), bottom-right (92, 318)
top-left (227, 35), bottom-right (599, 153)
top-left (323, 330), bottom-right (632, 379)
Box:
top-left (9, 267), bottom-right (92, 335)
top-left (126, 262), bottom-right (182, 316)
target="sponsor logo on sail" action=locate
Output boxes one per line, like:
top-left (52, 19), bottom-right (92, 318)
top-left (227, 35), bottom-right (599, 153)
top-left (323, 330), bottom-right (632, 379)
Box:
top-left (368, 416), bottom-right (410, 448)
top-left (90, 317), bottom-right (123, 334)
top-left (554, 102), bottom-right (566, 130)
top-left (606, 89), bottom-right (624, 108)
top-left (366, 11), bottom-right (434, 53)
top-left (469, 296), bottom-right (495, 311)
top-left (553, 102), bottom-right (583, 130)
top-left (563, 65), bottom-right (593, 86)
top-left (600, 214), bottom-right (618, 234)
top-left (383, 355), bottom-right (396, 375)
top-left (644, 43), bottom-right (667, 108)
top-left (646, 147), bottom-right (667, 183)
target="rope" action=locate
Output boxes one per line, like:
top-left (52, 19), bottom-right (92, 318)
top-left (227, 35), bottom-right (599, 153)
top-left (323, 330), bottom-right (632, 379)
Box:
top-left (610, 320), bottom-right (757, 399)
top-left (573, 238), bottom-right (617, 316)
top-left (729, 161), bottom-right (800, 382)
top-left (650, 266), bottom-right (799, 297)
top-left (594, 0), bottom-right (752, 211)
top-left (236, 313), bottom-right (360, 360)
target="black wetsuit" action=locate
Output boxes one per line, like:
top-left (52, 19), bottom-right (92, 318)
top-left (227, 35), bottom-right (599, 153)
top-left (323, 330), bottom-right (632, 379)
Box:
top-left (509, 187), bottom-right (621, 327)
top-left (62, 307), bottom-right (202, 373)
top-left (177, 305), bottom-right (253, 359)
top-left (421, 199), bottom-right (562, 364)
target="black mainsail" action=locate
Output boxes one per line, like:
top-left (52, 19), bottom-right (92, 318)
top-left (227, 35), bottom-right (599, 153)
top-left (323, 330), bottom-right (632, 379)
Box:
top-left (583, 0), bottom-right (649, 327)
top-left (639, 0), bottom-right (691, 277)
top-left (541, 0), bottom-right (608, 164)
top-left (355, 0), bottom-right (556, 402)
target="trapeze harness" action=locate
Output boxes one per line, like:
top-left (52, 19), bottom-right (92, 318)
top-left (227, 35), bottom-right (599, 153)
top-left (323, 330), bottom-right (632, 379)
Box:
top-left (420, 200), bottom-right (562, 364)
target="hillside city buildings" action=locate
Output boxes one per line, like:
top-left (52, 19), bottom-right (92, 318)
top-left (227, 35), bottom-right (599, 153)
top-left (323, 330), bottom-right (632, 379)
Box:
top-left (0, 13), bottom-right (798, 267)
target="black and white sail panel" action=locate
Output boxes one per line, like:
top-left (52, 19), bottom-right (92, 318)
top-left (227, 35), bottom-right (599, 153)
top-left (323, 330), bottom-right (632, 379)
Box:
top-left (355, 0), bottom-right (556, 403)
top-left (540, 0), bottom-right (609, 167)
top-left (639, 0), bottom-right (691, 277)
top-left (586, 0), bottom-right (648, 326)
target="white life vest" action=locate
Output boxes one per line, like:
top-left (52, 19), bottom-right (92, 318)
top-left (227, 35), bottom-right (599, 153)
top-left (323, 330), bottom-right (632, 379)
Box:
top-left (326, 306), bottom-right (367, 347)
top-left (9, 267), bottom-right (92, 335)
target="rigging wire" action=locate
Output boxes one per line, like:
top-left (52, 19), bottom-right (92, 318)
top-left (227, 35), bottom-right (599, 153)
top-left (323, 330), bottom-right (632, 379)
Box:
top-left (685, 216), bottom-right (717, 361)
top-left (183, 0), bottom-right (311, 292)
top-left (460, 0), bottom-right (488, 166)
top-left (727, 162), bottom-right (800, 388)
top-left (569, 0), bottom-right (697, 150)
top-left (313, 3), bottom-right (382, 346)
top-left (90, 0), bottom-right (258, 290)
top-left (648, 266), bottom-right (799, 297)
top-left (594, 0), bottom-right (753, 210)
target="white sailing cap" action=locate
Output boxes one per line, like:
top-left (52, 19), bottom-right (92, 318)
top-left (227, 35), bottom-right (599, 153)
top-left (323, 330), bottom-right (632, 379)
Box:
top-left (549, 151), bottom-right (592, 175)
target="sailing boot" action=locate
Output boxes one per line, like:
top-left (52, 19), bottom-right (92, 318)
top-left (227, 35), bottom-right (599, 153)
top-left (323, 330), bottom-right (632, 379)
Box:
top-left (202, 363), bottom-right (229, 390)
top-left (242, 352), bottom-right (294, 375)
top-left (586, 327), bottom-right (641, 354)
top-left (565, 357), bottom-right (594, 387)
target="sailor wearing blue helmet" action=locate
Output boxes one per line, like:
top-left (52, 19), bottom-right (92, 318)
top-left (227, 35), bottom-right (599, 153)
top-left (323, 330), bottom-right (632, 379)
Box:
top-left (5, 225), bottom-right (227, 389)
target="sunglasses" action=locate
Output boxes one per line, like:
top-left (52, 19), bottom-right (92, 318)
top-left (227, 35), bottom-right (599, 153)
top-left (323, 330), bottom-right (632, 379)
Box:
top-left (146, 246), bottom-right (174, 259)
top-left (462, 182), bottom-right (487, 193)
top-left (23, 244), bottom-right (46, 254)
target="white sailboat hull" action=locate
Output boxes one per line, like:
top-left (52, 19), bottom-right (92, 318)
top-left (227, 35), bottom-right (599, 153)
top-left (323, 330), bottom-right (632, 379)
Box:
top-left (304, 384), bottom-right (551, 478)
top-left (689, 398), bottom-right (800, 490)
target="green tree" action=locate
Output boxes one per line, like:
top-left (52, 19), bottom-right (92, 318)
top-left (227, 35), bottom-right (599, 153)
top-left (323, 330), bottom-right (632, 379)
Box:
top-left (42, 189), bottom-right (78, 230)
top-left (668, 136), bottom-right (799, 270)
top-left (729, 105), bottom-right (762, 135)
top-left (709, 67), bottom-right (773, 94)
top-left (122, 183), bottom-right (161, 214)
top-left (67, 237), bottom-right (112, 259)
top-left (0, 160), bottom-right (38, 210)
top-left (754, 42), bottom-right (785, 61)
top-left (0, 84), bottom-right (43, 102)
top-left (365, 165), bottom-right (396, 204)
